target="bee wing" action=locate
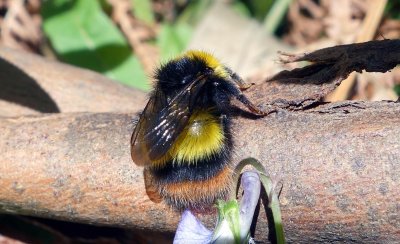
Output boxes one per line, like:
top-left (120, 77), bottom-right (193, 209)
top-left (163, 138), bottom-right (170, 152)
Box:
top-left (131, 76), bottom-right (207, 165)
top-left (144, 93), bottom-right (191, 160)
top-left (131, 89), bottom-right (167, 165)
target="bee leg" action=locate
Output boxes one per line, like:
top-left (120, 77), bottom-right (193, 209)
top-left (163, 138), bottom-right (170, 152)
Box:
top-left (226, 68), bottom-right (254, 90)
top-left (232, 73), bottom-right (254, 91)
top-left (236, 93), bottom-right (279, 116)
top-left (235, 93), bottom-right (267, 115)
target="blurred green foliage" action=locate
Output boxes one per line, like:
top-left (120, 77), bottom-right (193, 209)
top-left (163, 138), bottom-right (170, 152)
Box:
top-left (158, 23), bottom-right (192, 61)
top-left (40, 0), bottom-right (283, 91)
top-left (131, 0), bottom-right (155, 24)
top-left (385, 1), bottom-right (400, 19)
top-left (39, 0), bottom-right (400, 92)
top-left (157, 0), bottom-right (212, 61)
top-left (42, 0), bottom-right (149, 90)
top-left (235, 0), bottom-right (274, 21)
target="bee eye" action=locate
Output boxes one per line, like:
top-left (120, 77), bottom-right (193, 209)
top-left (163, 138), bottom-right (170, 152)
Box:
top-left (213, 81), bottom-right (219, 86)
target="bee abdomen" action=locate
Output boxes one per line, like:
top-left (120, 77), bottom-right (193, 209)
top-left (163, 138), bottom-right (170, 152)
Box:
top-left (159, 165), bottom-right (233, 210)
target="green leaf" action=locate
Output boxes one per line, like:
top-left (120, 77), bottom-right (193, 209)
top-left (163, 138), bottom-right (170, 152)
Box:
top-left (42, 0), bottom-right (149, 90)
top-left (215, 200), bottom-right (241, 244)
top-left (157, 23), bottom-right (192, 61)
top-left (131, 0), bottom-right (155, 24)
top-left (232, 158), bottom-right (286, 244)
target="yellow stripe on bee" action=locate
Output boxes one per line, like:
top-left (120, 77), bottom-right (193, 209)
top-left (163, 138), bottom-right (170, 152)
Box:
top-left (152, 110), bottom-right (225, 167)
top-left (185, 50), bottom-right (229, 78)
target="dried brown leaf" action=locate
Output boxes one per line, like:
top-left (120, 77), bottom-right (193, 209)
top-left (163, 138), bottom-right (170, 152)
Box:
top-left (0, 0), bottom-right (42, 53)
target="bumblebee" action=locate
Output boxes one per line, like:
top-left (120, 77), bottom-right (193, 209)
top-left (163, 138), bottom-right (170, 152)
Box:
top-left (131, 50), bottom-right (265, 210)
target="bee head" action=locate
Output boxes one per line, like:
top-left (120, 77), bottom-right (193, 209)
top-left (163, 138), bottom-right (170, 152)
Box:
top-left (184, 50), bottom-right (230, 79)
top-left (183, 51), bottom-right (248, 90)
top-left (155, 50), bottom-right (235, 93)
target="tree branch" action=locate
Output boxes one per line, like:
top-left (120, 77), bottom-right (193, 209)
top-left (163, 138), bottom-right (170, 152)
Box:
top-left (1, 102), bottom-right (399, 242)
top-left (251, 39), bottom-right (400, 110)
top-left (1, 41), bottom-right (400, 243)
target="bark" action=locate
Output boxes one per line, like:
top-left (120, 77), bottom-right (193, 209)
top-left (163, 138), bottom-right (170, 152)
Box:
top-left (256, 39), bottom-right (400, 110)
top-left (0, 102), bottom-right (399, 243)
top-left (1, 41), bottom-right (400, 243)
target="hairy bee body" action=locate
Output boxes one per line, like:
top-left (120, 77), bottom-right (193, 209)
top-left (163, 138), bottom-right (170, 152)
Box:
top-left (150, 110), bottom-right (233, 209)
top-left (131, 51), bottom-right (264, 210)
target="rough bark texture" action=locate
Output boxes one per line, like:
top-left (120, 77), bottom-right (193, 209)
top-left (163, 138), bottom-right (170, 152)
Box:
top-left (255, 39), bottom-right (400, 111)
top-left (0, 102), bottom-right (399, 243)
top-left (1, 41), bottom-right (400, 243)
